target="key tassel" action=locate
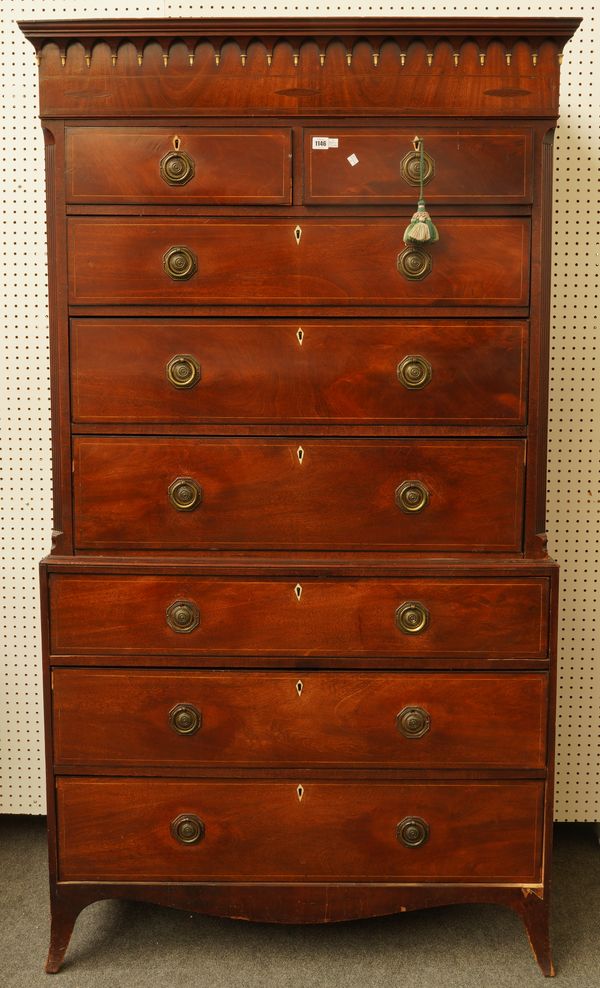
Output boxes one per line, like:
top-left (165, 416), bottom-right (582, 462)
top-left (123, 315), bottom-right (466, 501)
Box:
top-left (403, 137), bottom-right (439, 245)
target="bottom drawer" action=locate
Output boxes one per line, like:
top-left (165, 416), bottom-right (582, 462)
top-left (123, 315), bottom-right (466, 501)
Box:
top-left (57, 779), bottom-right (543, 884)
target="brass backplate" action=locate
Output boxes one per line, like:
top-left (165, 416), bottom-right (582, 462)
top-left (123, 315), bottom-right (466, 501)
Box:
top-left (400, 148), bottom-right (435, 187)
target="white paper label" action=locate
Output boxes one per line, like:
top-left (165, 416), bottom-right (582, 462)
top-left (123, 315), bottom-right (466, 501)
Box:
top-left (347, 153), bottom-right (359, 167)
top-left (312, 136), bottom-right (339, 149)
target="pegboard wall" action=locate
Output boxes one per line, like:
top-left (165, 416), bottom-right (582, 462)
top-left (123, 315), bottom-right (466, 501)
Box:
top-left (0, 1), bottom-right (598, 819)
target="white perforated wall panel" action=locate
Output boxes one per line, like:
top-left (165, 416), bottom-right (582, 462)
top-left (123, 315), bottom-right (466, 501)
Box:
top-left (1, 1), bottom-right (597, 819)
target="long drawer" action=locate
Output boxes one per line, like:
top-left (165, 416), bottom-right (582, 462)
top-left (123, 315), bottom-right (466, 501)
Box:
top-left (48, 575), bottom-right (550, 659)
top-left (67, 217), bottom-right (530, 307)
top-left (66, 126), bottom-right (292, 204)
top-left (52, 670), bottom-right (548, 769)
top-left (72, 438), bottom-right (525, 551)
top-left (70, 318), bottom-right (528, 426)
top-left (56, 778), bottom-right (544, 883)
top-left (304, 128), bottom-right (533, 204)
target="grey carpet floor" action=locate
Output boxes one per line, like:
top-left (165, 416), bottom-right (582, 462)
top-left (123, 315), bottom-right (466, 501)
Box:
top-left (1, 817), bottom-right (599, 988)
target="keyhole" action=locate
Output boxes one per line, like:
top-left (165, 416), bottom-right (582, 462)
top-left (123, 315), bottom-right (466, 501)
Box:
top-left (296, 680), bottom-right (303, 696)
top-left (173, 135), bottom-right (181, 150)
top-left (294, 225), bottom-right (302, 246)
top-left (297, 785), bottom-right (304, 802)
top-left (294, 584), bottom-right (303, 602)
top-left (297, 447), bottom-right (304, 464)
top-left (296, 328), bottom-right (304, 346)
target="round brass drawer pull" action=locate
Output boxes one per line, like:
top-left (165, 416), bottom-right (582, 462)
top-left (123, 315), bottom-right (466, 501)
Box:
top-left (169, 703), bottom-right (202, 735)
top-left (166, 354), bottom-right (201, 390)
top-left (166, 600), bottom-right (200, 634)
top-left (397, 706), bottom-right (431, 739)
top-left (397, 355), bottom-right (432, 390)
top-left (163, 245), bottom-right (198, 281)
top-left (395, 601), bottom-right (430, 635)
top-left (171, 813), bottom-right (205, 845)
top-left (168, 476), bottom-right (202, 512)
top-left (160, 149), bottom-right (195, 187)
top-left (400, 148), bottom-right (435, 187)
top-left (397, 816), bottom-right (430, 848)
top-left (395, 480), bottom-right (430, 514)
top-left (397, 246), bottom-right (431, 281)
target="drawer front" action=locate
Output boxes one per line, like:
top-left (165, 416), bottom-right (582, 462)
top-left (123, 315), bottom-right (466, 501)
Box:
top-left (73, 438), bottom-right (525, 551)
top-left (49, 575), bottom-right (550, 659)
top-left (52, 670), bottom-right (548, 769)
top-left (304, 128), bottom-right (533, 204)
top-left (68, 217), bottom-right (530, 307)
top-left (71, 318), bottom-right (528, 426)
top-left (66, 127), bottom-right (292, 204)
top-left (57, 778), bottom-right (544, 883)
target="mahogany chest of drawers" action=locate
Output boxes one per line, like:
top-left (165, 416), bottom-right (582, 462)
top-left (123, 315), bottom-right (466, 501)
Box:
top-left (20, 16), bottom-right (579, 976)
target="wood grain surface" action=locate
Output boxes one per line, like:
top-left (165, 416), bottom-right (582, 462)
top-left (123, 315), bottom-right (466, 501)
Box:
top-left (72, 437), bottom-right (526, 551)
top-left (70, 318), bottom-right (528, 426)
top-left (52, 669), bottom-right (548, 770)
top-left (48, 574), bottom-right (550, 659)
top-left (18, 12), bottom-right (580, 973)
top-left (56, 777), bottom-right (544, 883)
top-left (67, 217), bottom-right (530, 307)
top-left (66, 126), bottom-right (292, 204)
top-left (304, 128), bottom-right (533, 204)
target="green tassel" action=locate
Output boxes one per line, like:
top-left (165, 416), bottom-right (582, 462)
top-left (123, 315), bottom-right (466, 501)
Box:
top-left (403, 199), bottom-right (439, 244)
top-left (403, 138), bottom-right (439, 246)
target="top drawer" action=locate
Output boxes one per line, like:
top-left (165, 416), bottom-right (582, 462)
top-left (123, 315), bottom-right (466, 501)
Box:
top-left (65, 127), bottom-right (292, 205)
top-left (304, 128), bottom-right (533, 205)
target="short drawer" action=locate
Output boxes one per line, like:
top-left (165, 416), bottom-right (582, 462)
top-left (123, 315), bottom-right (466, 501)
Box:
top-left (67, 217), bottom-right (530, 308)
top-left (52, 670), bottom-right (548, 770)
top-left (73, 438), bottom-right (525, 552)
top-left (70, 318), bottom-right (528, 426)
top-left (48, 575), bottom-right (550, 660)
top-left (304, 128), bottom-right (533, 204)
top-left (56, 778), bottom-right (544, 883)
top-left (65, 127), bottom-right (292, 204)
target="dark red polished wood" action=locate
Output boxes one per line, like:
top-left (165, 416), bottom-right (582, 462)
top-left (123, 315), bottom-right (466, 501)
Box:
top-left (67, 216), bottom-right (530, 307)
top-left (304, 127), bottom-right (533, 204)
top-left (19, 14), bottom-right (577, 977)
top-left (56, 778), bottom-right (544, 883)
top-left (21, 20), bottom-right (580, 121)
top-left (72, 437), bottom-right (526, 551)
top-left (48, 573), bottom-right (550, 659)
top-left (65, 126), bottom-right (292, 204)
top-left (52, 669), bottom-right (548, 770)
top-left (70, 318), bottom-right (529, 427)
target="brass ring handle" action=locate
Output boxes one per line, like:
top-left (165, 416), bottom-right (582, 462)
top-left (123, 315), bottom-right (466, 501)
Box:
top-left (395, 601), bottom-right (430, 635)
top-left (166, 354), bottom-right (201, 390)
top-left (397, 246), bottom-right (431, 281)
top-left (166, 600), bottom-right (200, 634)
top-left (168, 477), bottom-right (202, 512)
top-left (400, 148), bottom-right (435, 187)
top-left (397, 816), bottom-right (430, 848)
top-left (169, 703), bottom-right (202, 735)
top-left (171, 813), bottom-right (205, 845)
top-left (160, 149), bottom-right (195, 187)
top-left (163, 246), bottom-right (198, 281)
top-left (395, 480), bottom-right (430, 514)
top-left (397, 355), bottom-right (432, 390)
top-left (397, 706), bottom-right (431, 739)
